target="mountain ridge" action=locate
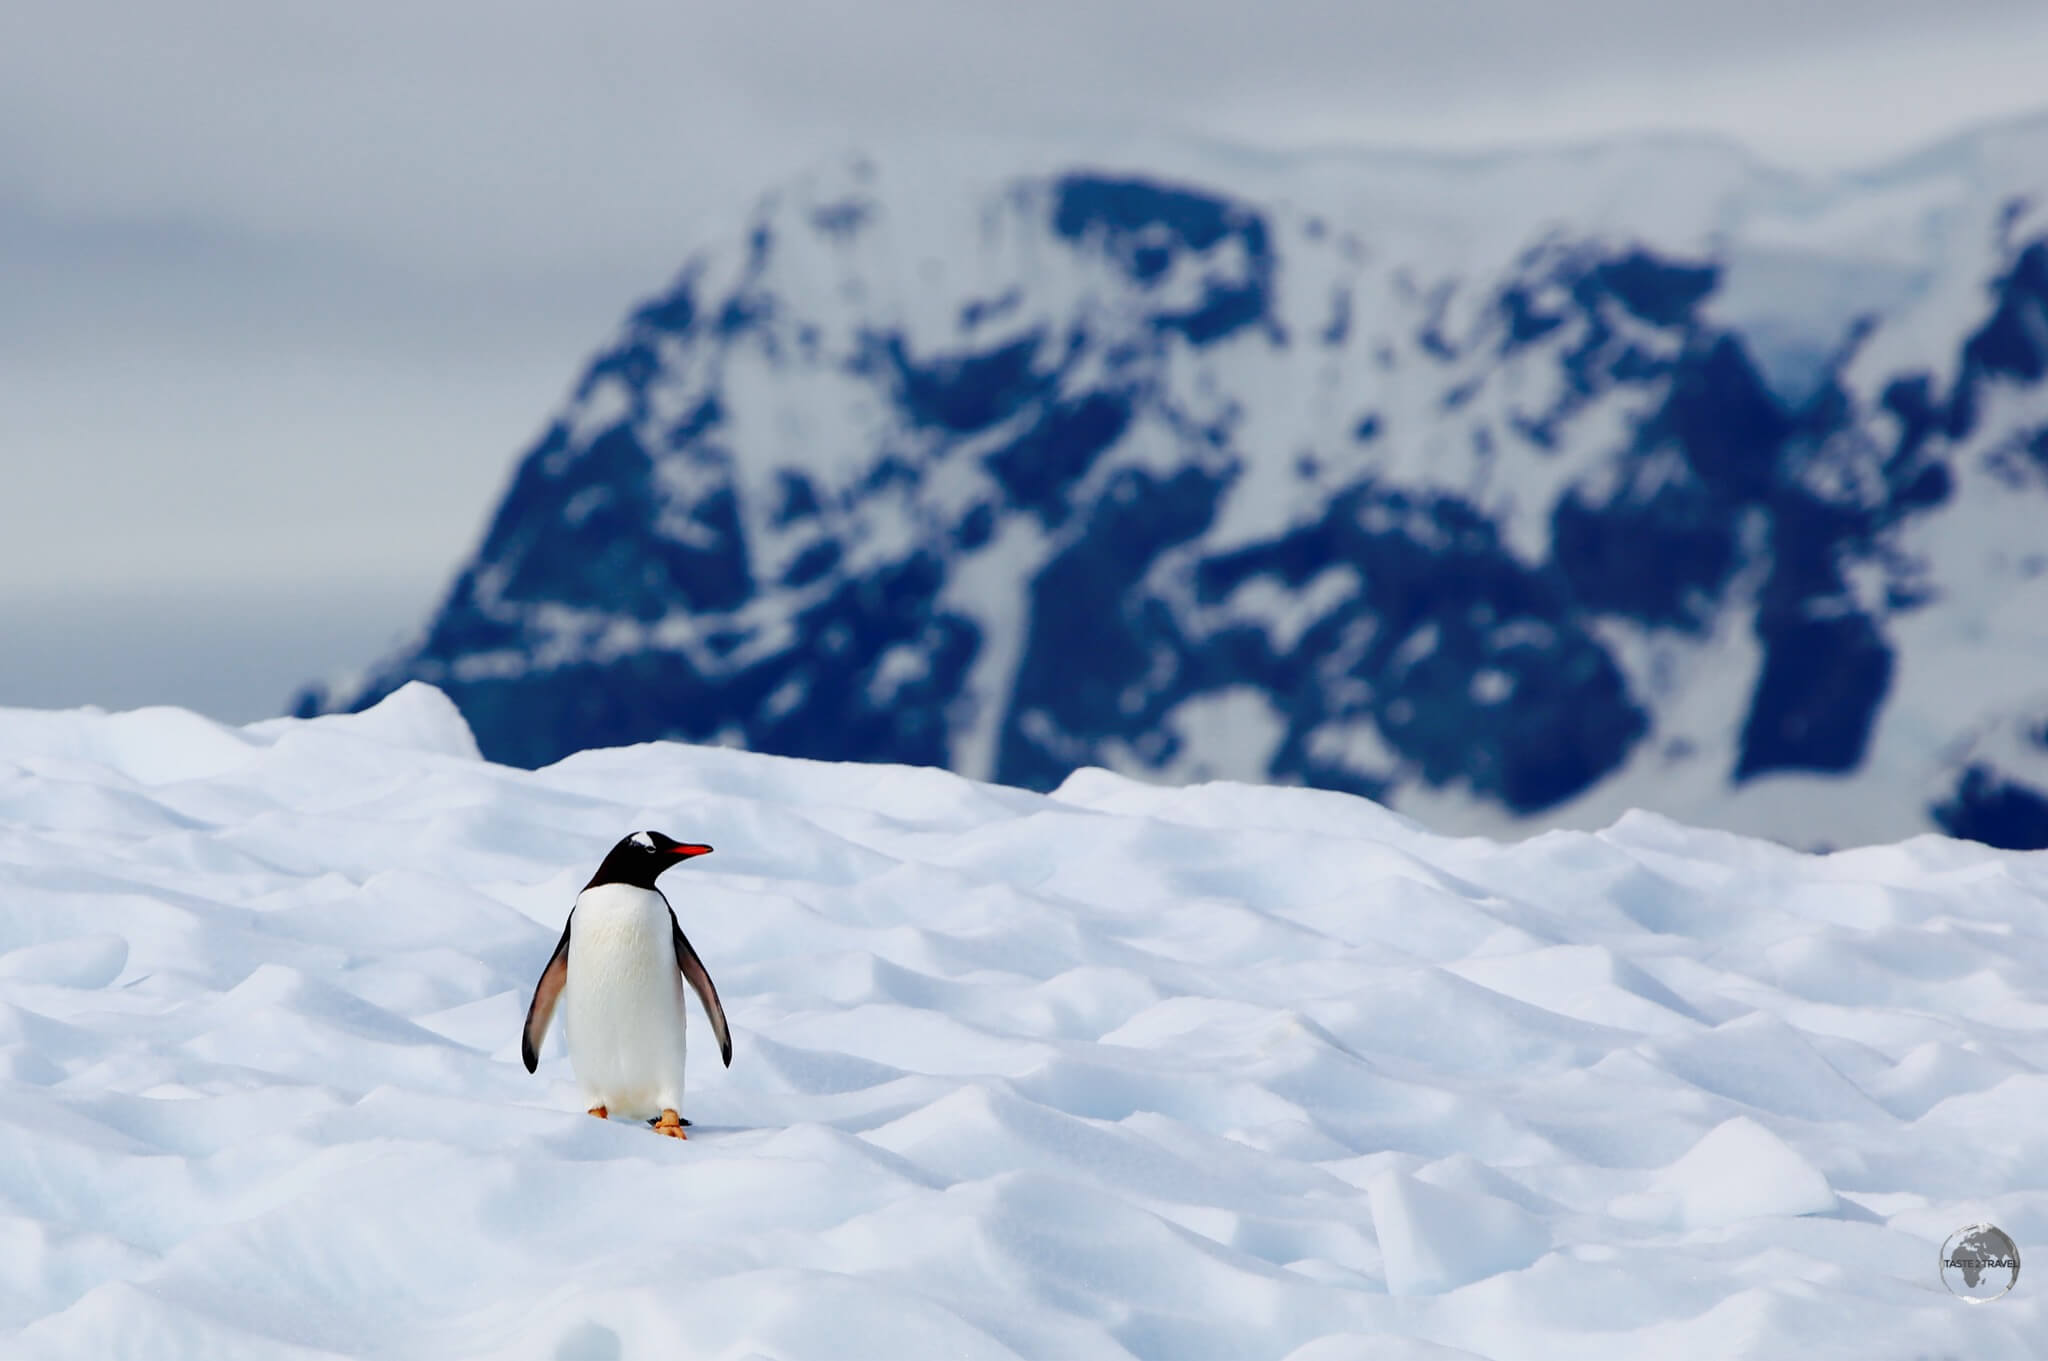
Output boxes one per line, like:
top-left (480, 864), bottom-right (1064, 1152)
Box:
top-left (299, 127), bottom-right (2048, 849)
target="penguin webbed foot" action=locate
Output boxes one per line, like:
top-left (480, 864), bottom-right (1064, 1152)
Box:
top-left (652, 1109), bottom-right (689, 1139)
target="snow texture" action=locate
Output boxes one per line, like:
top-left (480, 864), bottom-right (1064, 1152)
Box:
top-left (4, 684), bottom-right (2045, 1357)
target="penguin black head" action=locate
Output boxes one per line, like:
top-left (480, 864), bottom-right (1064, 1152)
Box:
top-left (584, 830), bottom-right (714, 890)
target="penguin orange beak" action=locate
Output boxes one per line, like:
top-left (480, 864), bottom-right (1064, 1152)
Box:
top-left (672, 843), bottom-right (713, 858)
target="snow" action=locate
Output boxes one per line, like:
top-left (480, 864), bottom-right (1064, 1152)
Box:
top-left (3, 685), bottom-right (2045, 1357)
top-left (1615, 1117), bottom-right (1838, 1232)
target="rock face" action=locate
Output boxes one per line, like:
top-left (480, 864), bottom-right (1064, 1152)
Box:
top-left (300, 127), bottom-right (2048, 849)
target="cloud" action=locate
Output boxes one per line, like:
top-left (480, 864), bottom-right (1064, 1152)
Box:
top-left (0, 2), bottom-right (802, 273)
top-left (5, 0), bottom-right (2048, 278)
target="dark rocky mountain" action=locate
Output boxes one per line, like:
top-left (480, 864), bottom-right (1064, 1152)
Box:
top-left (299, 129), bottom-right (2048, 849)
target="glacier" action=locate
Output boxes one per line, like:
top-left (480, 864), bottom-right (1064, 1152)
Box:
top-left (5, 686), bottom-right (2046, 1356)
top-left (300, 121), bottom-right (2048, 850)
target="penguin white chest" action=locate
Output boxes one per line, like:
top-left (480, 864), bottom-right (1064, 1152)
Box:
top-left (562, 883), bottom-right (689, 1118)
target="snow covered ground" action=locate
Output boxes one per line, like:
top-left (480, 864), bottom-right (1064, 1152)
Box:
top-left (1, 683), bottom-right (2043, 1358)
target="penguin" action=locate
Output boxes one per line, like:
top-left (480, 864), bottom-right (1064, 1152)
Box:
top-left (520, 830), bottom-right (733, 1137)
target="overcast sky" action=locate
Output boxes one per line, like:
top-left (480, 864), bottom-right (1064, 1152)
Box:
top-left (7, 1), bottom-right (2048, 717)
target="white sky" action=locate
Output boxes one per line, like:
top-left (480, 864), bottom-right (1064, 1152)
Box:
top-left (5, 1), bottom-right (2048, 714)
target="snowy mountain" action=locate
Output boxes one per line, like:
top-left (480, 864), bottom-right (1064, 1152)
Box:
top-left (6, 686), bottom-right (2046, 1355)
top-left (299, 122), bottom-right (2048, 850)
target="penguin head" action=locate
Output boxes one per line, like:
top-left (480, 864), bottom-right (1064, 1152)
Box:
top-left (585, 830), bottom-right (714, 890)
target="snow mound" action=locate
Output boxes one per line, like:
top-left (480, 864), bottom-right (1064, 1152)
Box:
top-left (1, 691), bottom-right (2044, 1357)
top-left (1369, 1168), bottom-right (1549, 1295)
top-left (251, 680), bottom-right (483, 761)
top-left (1614, 1116), bottom-right (1838, 1230)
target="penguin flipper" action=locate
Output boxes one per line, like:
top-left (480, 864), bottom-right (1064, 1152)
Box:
top-left (521, 916), bottom-right (573, 1073)
top-left (671, 915), bottom-right (733, 1067)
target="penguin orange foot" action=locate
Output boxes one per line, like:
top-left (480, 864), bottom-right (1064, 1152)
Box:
top-left (587, 1105), bottom-right (608, 1119)
top-left (653, 1109), bottom-right (687, 1139)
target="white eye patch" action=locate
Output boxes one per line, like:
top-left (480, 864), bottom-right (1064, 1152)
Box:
top-left (630, 831), bottom-right (655, 849)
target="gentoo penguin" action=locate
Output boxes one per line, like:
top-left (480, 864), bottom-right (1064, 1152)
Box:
top-left (520, 831), bottom-right (732, 1137)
